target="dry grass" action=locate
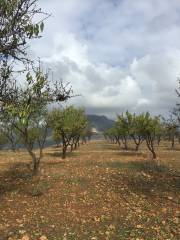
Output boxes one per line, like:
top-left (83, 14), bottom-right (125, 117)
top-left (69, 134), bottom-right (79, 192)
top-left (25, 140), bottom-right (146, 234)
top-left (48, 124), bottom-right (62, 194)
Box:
top-left (0, 140), bottom-right (179, 240)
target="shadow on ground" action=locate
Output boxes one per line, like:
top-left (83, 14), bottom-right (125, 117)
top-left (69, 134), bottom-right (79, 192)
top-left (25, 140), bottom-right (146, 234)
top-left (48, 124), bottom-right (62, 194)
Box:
top-left (45, 151), bottom-right (78, 159)
top-left (109, 160), bottom-right (180, 197)
top-left (0, 162), bottom-right (32, 197)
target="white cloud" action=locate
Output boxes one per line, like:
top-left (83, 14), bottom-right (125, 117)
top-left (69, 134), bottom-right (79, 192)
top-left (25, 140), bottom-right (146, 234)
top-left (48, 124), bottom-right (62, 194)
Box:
top-left (130, 49), bottom-right (180, 111)
top-left (30, 0), bottom-right (180, 117)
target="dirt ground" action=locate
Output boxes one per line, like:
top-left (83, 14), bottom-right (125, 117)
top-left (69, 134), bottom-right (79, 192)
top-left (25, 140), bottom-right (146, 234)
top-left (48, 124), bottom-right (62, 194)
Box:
top-left (0, 140), bottom-right (179, 240)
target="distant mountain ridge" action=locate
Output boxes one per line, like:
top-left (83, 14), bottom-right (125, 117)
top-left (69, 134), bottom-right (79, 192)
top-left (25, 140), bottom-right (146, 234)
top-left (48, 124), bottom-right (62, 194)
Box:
top-left (87, 114), bottom-right (115, 132)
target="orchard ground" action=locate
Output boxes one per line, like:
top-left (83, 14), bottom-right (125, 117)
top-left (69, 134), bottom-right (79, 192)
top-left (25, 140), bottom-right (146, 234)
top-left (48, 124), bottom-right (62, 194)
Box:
top-left (0, 140), bottom-right (179, 240)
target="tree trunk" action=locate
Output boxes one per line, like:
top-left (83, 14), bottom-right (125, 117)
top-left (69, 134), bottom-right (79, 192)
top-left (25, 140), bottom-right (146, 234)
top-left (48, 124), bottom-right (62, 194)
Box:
top-left (27, 148), bottom-right (40, 175)
top-left (146, 138), bottom-right (156, 159)
top-left (132, 136), bottom-right (143, 151)
top-left (135, 144), bottom-right (139, 151)
top-left (117, 139), bottom-right (121, 147)
top-left (10, 140), bottom-right (16, 152)
top-left (157, 136), bottom-right (161, 146)
top-left (122, 137), bottom-right (128, 150)
top-left (32, 158), bottom-right (40, 175)
top-left (171, 136), bottom-right (175, 149)
top-left (62, 145), bottom-right (67, 159)
top-left (152, 149), bottom-right (156, 159)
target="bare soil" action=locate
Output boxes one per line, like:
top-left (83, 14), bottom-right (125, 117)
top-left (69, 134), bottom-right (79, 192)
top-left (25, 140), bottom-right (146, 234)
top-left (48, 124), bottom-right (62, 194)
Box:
top-left (0, 141), bottom-right (179, 240)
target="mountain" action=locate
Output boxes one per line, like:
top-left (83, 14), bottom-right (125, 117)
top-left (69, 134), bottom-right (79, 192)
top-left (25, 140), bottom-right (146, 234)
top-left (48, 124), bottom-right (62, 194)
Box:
top-left (87, 114), bottom-right (115, 132)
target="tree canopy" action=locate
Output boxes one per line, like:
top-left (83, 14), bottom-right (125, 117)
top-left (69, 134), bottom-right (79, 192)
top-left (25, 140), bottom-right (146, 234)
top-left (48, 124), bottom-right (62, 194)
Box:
top-left (0, 0), bottom-right (47, 61)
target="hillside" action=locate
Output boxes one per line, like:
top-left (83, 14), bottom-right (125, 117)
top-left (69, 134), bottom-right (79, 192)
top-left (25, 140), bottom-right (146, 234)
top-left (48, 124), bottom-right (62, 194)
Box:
top-left (87, 114), bottom-right (115, 132)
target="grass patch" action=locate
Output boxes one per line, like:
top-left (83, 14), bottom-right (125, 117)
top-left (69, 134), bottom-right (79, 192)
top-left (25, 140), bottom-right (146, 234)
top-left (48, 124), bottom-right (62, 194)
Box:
top-left (106, 161), bottom-right (140, 170)
top-left (65, 176), bottom-right (89, 187)
top-left (106, 160), bottom-right (175, 174)
top-left (30, 181), bottom-right (51, 197)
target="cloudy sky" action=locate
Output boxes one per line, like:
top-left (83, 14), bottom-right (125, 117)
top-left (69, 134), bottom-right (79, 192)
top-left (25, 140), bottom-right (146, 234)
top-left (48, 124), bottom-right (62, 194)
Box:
top-left (31, 0), bottom-right (180, 118)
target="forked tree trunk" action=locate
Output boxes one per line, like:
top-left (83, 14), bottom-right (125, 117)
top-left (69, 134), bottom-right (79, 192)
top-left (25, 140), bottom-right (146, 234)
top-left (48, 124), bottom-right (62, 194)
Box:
top-left (117, 139), bottom-right (121, 147)
top-left (152, 150), bottom-right (156, 159)
top-left (70, 144), bottom-right (73, 152)
top-left (146, 138), bottom-right (156, 159)
top-left (122, 137), bottom-right (128, 150)
top-left (135, 144), bottom-right (139, 151)
top-left (132, 136), bottom-right (144, 151)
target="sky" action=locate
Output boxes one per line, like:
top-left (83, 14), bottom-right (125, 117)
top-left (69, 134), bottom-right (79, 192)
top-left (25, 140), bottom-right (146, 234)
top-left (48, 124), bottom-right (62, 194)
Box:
top-left (31, 0), bottom-right (180, 118)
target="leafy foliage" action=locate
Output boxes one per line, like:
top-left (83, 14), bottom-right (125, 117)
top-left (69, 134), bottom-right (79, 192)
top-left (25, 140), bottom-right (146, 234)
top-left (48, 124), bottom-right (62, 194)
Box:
top-left (105, 112), bottom-right (163, 159)
top-left (0, 0), bottom-right (47, 61)
top-left (1, 64), bottom-right (73, 173)
top-left (0, 0), bottom-right (73, 174)
top-left (48, 106), bottom-right (88, 158)
top-left (0, 132), bottom-right (8, 149)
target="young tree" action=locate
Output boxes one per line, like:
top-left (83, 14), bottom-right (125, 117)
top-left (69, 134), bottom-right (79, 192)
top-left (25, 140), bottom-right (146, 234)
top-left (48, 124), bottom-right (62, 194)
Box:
top-left (116, 112), bottom-right (131, 150)
top-left (105, 112), bottom-right (163, 159)
top-left (83, 123), bottom-right (93, 142)
top-left (48, 106), bottom-right (88, 159)
top-left (130, 113), bottom-right (146, 151)
top-left (172, 79), bottom-right (180, 137)
top-left (2, 69), bottom-right (48, 173)
top-left (141, 113), bottom-right (162, 159)
top-left (1, 65), bottom-right (72, 174)
top-left (0, 1), bottom-right (73, 174)
top-left (52, 129), bottom-right (62, 147)
top-left (164, 116), bottom-right (178, 149)
top-left (104, 126), bottom-right (120, 145)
